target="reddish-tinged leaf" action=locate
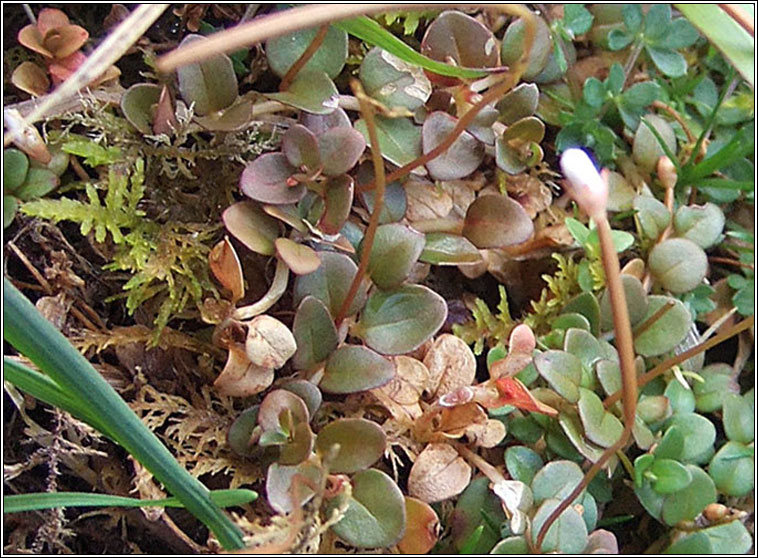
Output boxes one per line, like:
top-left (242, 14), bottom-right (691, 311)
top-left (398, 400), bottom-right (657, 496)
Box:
top-left (319, 174), bottom-right (354, 235)
top-left (209, 236), bottom-right (244, 301)
top-left (11, 62), bottom-right (50, 97)
top-left (37, 8), bottom-right (70, 35)
top-left (44, 24), bottom-right (89, 59)
top-left (240, 152), bottom-right (305, 204)
top-left (153, 85), bottom-right (178, 135)
top-left (48, 51), bottom-right (87, 85)
top-left (490, 377), bottom-right (558, 416)
top-left (18, 25), bottom-right (52, 58)
top-left (282, 124), bottom-right (320, 171)
top-left (317, 126), bottom-right (366, 176)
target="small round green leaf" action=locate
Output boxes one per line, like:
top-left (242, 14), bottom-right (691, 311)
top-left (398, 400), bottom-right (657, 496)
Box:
top-left (496, 83), bottom-right (539, 125)
top-left (228, 405), bottom-right (259, 457)
top-left (319, 174), bottom-right (354, 235)
top-left (693, 363), bottom-right (738, 412)
top-left (634, 194), bottom-right (671, 240)
top-left (318, 126), bottom-right (366, 176)
top-left (4, 195), bottom-right (18, 228)
top-left (491, 536), bottom-right (529, 554)
top-left (266, 25), bottom-right (347, 79)
top-left (708, 441), bottom-right (754, 497)
top-left (531, 498), bottom-right (588, 554)
top-left (534, 350), bottom-right (582, 403)
top-left (633, 295), bottom-right (692, 357)
top-left (315, 418), bottom-right (386, 473)
top-left (531, 460), bottom-right (585, 503)
top-left (722, 392), bottom-right (754, 443)
top-left (365, 223), bottom-right (425, 289)
top-left (637, 395), bottom-right (672, 424)
top-left (648, 458), bottom-right (693, 494)
top-left (505, 446), bottom-right (543, 486)
top-left (282, 124), bottom-right (320, 171)
top-left (420, 11), bottom-right (499, 81)
top-left (665, 532), bottom-right (713, 554)
top-left (660, 465), bottom-right (716, 525)
top-left (419, 232), bottom-right (482, 266)
top-left (663, 379), bottom-right (696, 415)
top-left (280, 379), bottom-right (322, 419)
top-left (648, 238), bottom-right (708, 294)
top-left (330, 468), bottom-right (406, 548)
top-left (120, 83), bottom-right (162, 135)
top-left (501, 16), bottom-right (552, 79)
top-left (673, 203), bottom-right (725, 249)
top-left (14, 167), bottom-right (59, 201)
top-left (4, 149), bottom-right (29, 192)
top-left (275, 238), bottom-right (321, 275)
top-left (599, 274), bottom-right (648, 331)
top-left (462, 194), bottom-right (534, 249)
top-left (360, 47), bottom-right (431, 110)
top-left (176, 34), bottom-right (237, 115)
top-left (666, 413), bottom-right (716, 463)
top-left (632, 114), bottom-right (676, 173)
top-left (423, 111), bottom-right (484, 180)
top-left (239, 152), bottom-right (304, 204)
top-left (293, 251), bottom-right (367, 318)
top-left (357, 284), bottom-right (446, 355)
top-left (354, 116), bottom-right (422, 170)
top-left (561, 292), bottom-right (601, 336)
top-left (564, 328), bottom-right (604, 370)
top-left (321, 345), bottom-right (395, 394)
top-left (577, 387), bottom-right (624, 447)
top-left (266, 71), bottom-right (340, 115)
top-left (222, 201), bottom-right (280, 256)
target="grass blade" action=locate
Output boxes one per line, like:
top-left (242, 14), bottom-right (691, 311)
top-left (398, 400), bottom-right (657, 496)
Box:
top-left (4, 489), bottom-right (257, 514)
top-left (4, 357), bottom-right (114, 438)
top-left (3, 279), bottom-right (245, 550)
top-left (335, 16), bottom-right (490, 79)
top-left (675, 4), bottom-right (754, 87)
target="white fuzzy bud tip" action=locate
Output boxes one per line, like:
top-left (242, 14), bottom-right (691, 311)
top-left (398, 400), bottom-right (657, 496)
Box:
top-left (560, 148), bottom-right (608, 218)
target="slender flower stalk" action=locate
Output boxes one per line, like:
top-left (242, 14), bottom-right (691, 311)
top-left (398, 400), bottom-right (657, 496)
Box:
top-left (534, 149), bottom-right (637, 551)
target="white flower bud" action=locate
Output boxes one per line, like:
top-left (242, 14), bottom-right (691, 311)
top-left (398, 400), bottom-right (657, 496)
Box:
top-left (560, 148), bottom-right (608, 219)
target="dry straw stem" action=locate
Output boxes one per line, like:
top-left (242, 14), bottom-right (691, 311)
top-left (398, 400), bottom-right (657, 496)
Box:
top-left (3, 4), bottom-right (169, 148)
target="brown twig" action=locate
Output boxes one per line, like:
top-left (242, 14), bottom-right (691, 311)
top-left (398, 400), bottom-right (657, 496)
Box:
top-left (604, 317), bottom-right (754, 408)
top-left (709, 256), bottom-right (754, 270)
top-left (279, 24), bottom-right (330, 91)
top-left (632, 300), bottom-right (675, 339)
top-left (719, 4), bottom-right (755, 36)
top-left (334, 81), bottom-right (386, 326)
top-left (7, 241), bottom-right (102, 332)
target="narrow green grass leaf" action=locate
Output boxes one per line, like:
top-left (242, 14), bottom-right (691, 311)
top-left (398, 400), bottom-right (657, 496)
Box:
top-left (675, 4), bottom-right (754, 87)
top-left (335, 17), bottom-right (489, 79)
top-left (4, 489), bottom-right (257, 514)
top-left (3, 279), bottom-right (245, 550)
top-left (4, 358), bottom-right (114, 439)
